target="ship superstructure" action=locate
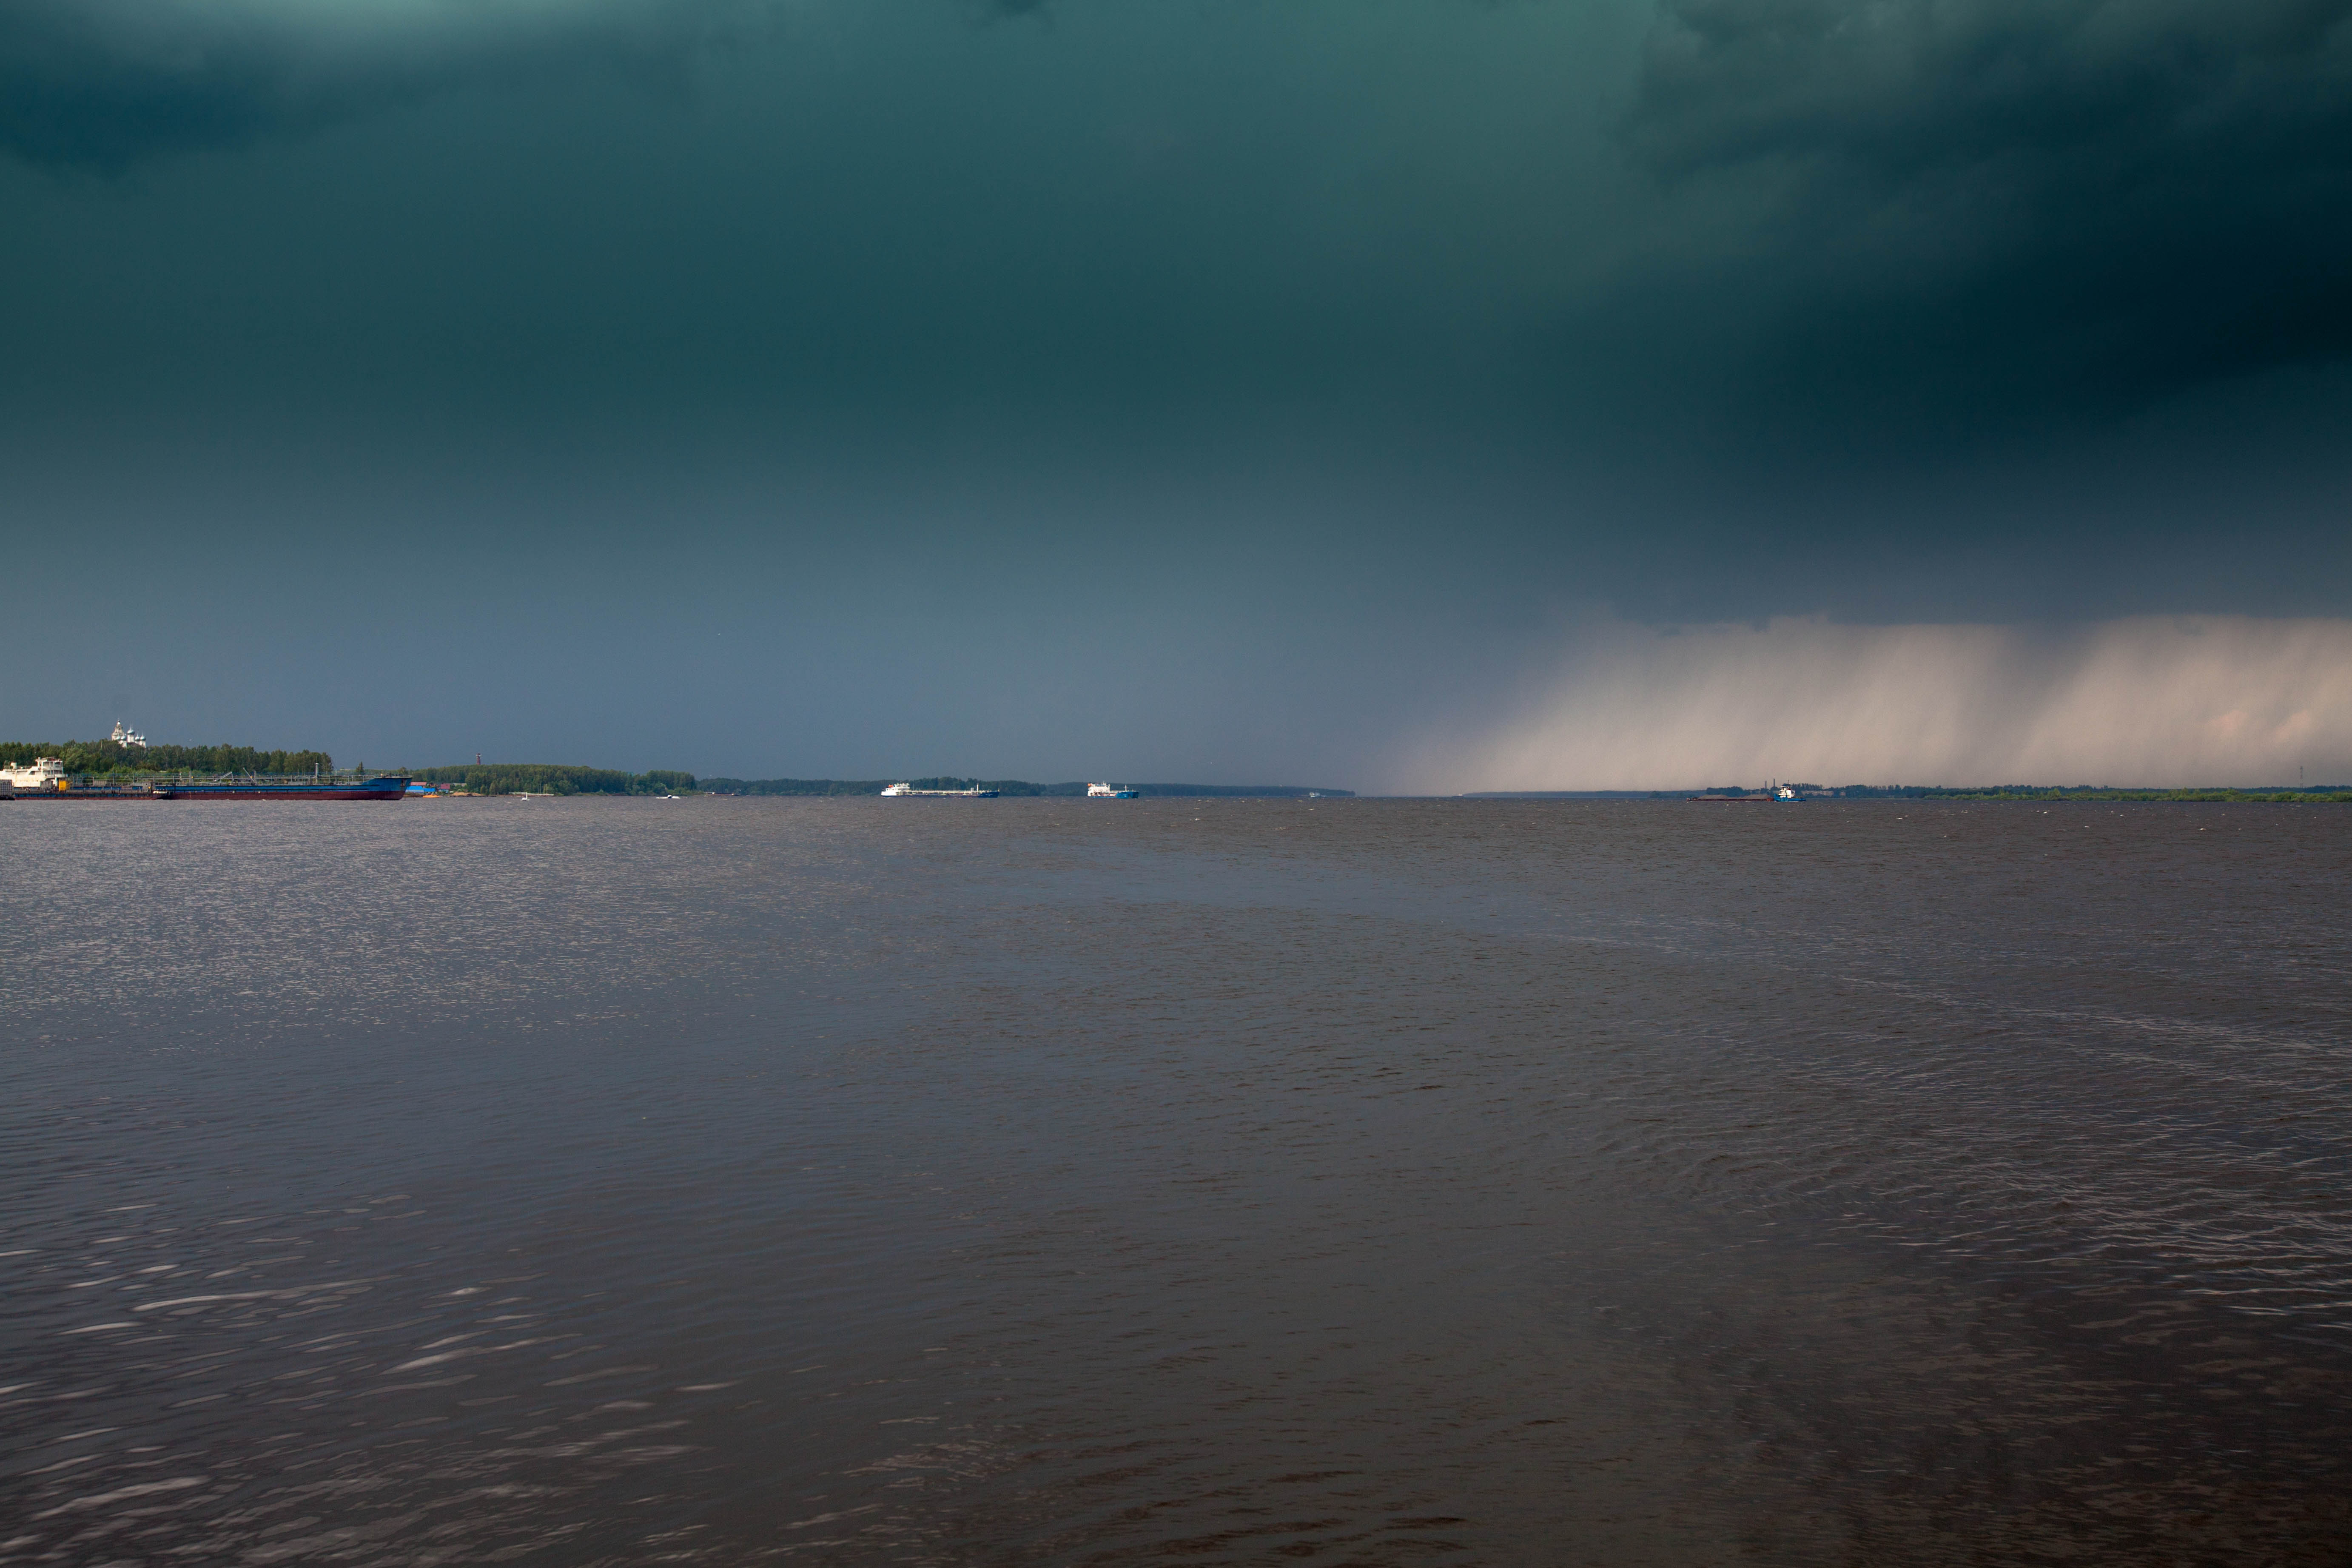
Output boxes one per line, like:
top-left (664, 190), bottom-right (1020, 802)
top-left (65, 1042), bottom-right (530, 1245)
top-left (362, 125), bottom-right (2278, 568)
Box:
top-left (1, 757), bottom-right (68, 792)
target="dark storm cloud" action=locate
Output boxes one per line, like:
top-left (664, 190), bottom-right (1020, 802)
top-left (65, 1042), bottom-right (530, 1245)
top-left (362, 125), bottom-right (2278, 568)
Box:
top-left (1599, 0), bottom-right (2352, 426)
top-left (0, 0), bottom-right (765, 168)
top-left (3, 0), bottom-right (2349, 700)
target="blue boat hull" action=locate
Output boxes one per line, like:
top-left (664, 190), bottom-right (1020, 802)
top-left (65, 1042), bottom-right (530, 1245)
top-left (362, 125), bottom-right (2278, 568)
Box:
top-left (168, 776), bottom-right (411, 800)
top-left (11, 776), bottom-right (414, 801)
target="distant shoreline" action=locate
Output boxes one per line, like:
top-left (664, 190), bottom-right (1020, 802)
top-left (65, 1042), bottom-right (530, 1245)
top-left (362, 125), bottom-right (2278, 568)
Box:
top-left (1462, 786), bottom-right (2352, 802)
top-left (700, 777), bottom-right (1353, 799)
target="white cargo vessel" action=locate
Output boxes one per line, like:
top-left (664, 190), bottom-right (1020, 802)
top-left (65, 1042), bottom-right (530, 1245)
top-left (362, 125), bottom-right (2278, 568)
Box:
top-left (1, 757), bottom-right (68, 794)
top-left (881, 782), bottom-right (1000, 797)
top-left (1087, 783), bottom-right (1139, 799)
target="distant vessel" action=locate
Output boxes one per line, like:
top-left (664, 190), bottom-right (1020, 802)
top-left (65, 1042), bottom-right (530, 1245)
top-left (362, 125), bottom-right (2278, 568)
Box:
top-left (1087, 783), bottom-right (1139, 799)
top-left (881, 782), bottom-right (1000, 798)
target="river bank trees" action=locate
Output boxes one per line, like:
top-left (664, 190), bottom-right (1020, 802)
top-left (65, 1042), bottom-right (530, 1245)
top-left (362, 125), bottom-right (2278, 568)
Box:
top-left (0, 739), bottom-right (335, 776)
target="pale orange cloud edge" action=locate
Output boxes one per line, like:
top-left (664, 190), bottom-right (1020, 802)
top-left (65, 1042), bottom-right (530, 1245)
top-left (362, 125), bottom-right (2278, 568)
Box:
top-left (1397, 616), bottom-right (2352, 794)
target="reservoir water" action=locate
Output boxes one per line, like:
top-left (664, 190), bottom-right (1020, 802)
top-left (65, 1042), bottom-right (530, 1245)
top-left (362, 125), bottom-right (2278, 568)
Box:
top-left (4, 797), bottom-right (2349, 1564)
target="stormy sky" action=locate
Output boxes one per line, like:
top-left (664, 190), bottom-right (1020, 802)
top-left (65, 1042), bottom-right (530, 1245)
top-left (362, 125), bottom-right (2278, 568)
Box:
top-left (5, 0), bottom-right (2349, 788)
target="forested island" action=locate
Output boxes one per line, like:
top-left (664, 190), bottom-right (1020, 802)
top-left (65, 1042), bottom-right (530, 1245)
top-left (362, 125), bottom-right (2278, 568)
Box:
top-left (698, 777), bottom-right (1353, 798)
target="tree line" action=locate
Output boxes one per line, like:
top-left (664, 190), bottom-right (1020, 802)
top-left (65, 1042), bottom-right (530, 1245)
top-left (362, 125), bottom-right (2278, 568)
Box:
top-left (415, 764), bottom-right (696, 796)
top-left (1, 738), bottom-right (336, 777)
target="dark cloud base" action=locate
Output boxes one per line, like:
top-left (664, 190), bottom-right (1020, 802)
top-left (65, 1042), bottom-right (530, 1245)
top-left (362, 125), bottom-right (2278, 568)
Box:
top-left (3, 0), bottom-right (2348, 655)
top-left (0, 0), bottom-right (768, 168)
top-left (1607, 0), bottom-right (2352, 426)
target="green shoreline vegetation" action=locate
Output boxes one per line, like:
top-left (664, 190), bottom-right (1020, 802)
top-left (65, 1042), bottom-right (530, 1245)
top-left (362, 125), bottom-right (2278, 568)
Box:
top-left (21, 743), bottom-right (2336, 802)
top-left (0, 746), bottom-right (694, 795)
top-left (415, 765), bottom-right (697, 797)
top-left (2, 738), bottom-right (336, 777)
top-left (0, 748), bottom-right (1345, 797)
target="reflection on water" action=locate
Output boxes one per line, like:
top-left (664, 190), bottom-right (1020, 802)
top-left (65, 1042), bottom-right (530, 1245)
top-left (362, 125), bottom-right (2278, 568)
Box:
top-left (3, 798), bottom-right (2348, 1563)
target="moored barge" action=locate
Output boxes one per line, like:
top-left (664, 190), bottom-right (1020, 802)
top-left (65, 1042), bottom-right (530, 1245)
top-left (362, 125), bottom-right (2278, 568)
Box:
top-left (1, 757), bottom-right (410, 801)
top-left (169, 775), bottom-right (411, 800)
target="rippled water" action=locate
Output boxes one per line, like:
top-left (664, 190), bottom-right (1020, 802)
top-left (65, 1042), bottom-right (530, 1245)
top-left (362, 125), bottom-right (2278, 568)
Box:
top-left (4, 797), bottom-right (2349, 1565)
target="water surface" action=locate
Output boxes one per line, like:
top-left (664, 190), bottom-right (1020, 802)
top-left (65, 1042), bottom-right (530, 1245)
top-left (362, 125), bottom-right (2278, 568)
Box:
top-left (4, 797), bottom-right (2349, 1564)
